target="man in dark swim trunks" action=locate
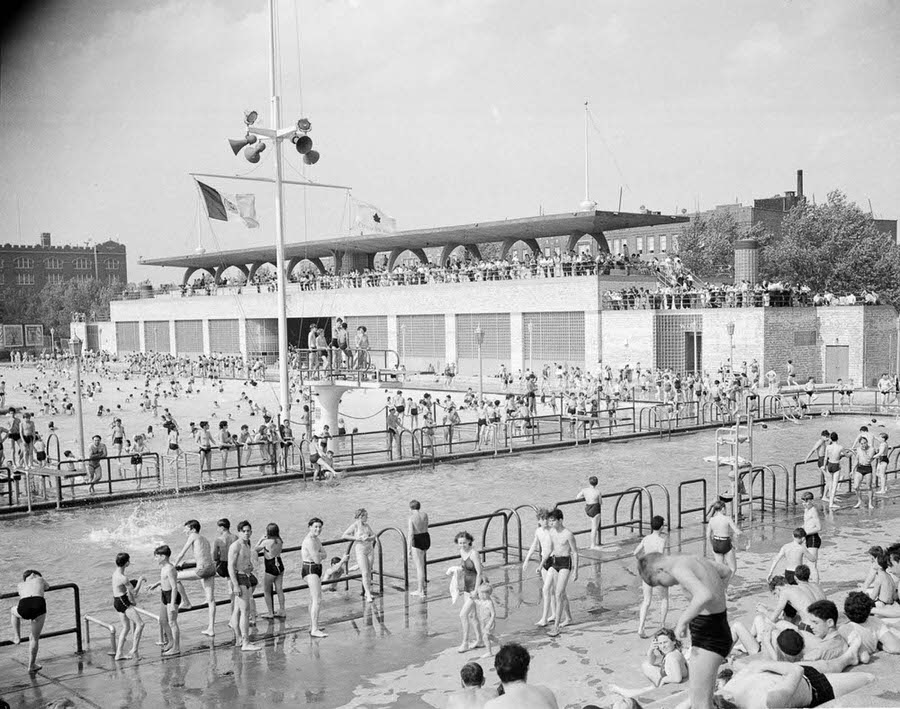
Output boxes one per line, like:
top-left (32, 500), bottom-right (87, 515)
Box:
top-left (576, 476), bottom-right (602, 549)
top-left (227, 520), bottom-right (261, 651)
top-left (11, 569), bottom-right (50, 673)
top-left (638, 552), bottom-right (732, 709)
top-left (407, 499), bottom-right (430, 597)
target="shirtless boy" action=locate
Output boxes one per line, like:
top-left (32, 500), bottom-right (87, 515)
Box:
top-left (638, 553), bottom-right (733, 709)
top-left (173, 519), bottom-right (216, 636)
top-left (823, 432), bottom-right (849, 508)
top-left (576, 476), bottom-right (602, 549)
top-left (804, 429), bottom-right (829, 483)
top-left (301, 517), bottom-right (328, 638)
top-left (407, 499), bottom-right (430, 597)
top-left (768, 529), bottom-right (814, 585)
top-left (484, 642), bottom-right (558, 709)
top-left (10, 569), bottom-right (50, 672)
top-left (148, 545), bottom-right (181, 656)
top-left (447, 661), bottom-right (498, 709)
top-left (546, 508), bottom-right (578, 636)
top-left (853, 435), bottom-right (876, 509)
top-left (111, 552), bottom-right (145, 660)
top-left (635, 515), bottom-right (669, 636)
top-left (800, 492), bottom-right (822, 581)
top-left (228, 520), bottom-right (262, 651)
top-left (523, 508), bottom-right (558, 627)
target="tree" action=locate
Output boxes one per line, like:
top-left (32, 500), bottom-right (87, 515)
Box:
top-left (35, 280), bottom-right (117, 338)
top-left (678, 211), bottom-right (768, 280)
top-left (761, 190), bottom-right (900, 304)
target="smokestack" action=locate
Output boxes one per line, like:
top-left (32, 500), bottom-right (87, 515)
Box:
top-left (796, 170), bottom-right (803, 199)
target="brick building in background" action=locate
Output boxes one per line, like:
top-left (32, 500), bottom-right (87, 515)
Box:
top-left (0, 232), bottom-right (127, 289)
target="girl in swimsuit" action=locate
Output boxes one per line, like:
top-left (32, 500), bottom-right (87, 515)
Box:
top-left (453, 530), bottom-right (483, 653)
top-left (343, 508), bottom-right (377, 602)
top-left (256, 523), bottom-right (285, 618)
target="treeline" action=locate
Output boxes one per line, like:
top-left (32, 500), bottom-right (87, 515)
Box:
top-left (0, 279), bottom-right (117, 338)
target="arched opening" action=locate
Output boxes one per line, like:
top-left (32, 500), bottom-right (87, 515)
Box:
top-left (439, 243), bottom-right (483, 267)
top-left (387, 247), bottom-right (428, 272)
top-left (182, 266), bottom-right (216, 287)
top-left (500, 238), bottom-right (541, 262)
top-left (247, 261), bottom-right (277, 284)
top-left (287, 256), bottom-right (326, 280)
top-left (565, 231), bottom-right (610, 256)
top-left (214, 264), bottom-right (249, 286)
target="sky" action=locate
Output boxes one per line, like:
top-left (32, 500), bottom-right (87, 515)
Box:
top-left (1, 0), bottom-right (898, 282)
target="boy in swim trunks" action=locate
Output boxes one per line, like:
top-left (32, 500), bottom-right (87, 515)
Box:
top-left (227, 520), bottom-right (261, 651)
top-left (635, 515), bottom-right (669, 636)
top-left (822, 432), bottom-right (849, 508)
top-left (301, 517), bottom-right (328, 638)
top-left (522, 508), bottom-right (558, 628)
top-left (852, 435), bottom-right (876, 509)
top-left (768, 528), bottom-right (814, 584)
top-left (407, 499), bottom-right (430, 597)
top-left (576, 476), bottom-right (602, 549)
top-left (805, 430), bottom-right (830, 484)
top-left (707, 501), bottom-right (741, 574)
top-left (546, 508), bottom-right (578, 637)
top-left (147, 545), bottom-right (181, 656)
top-left (637, 552), bottom-right (732, 709)
top-left (800, 492), bottom-right (822, 581)
top-left (173, 519), bottom-right (216, 637)
top-left (111, 552), bottom-right (145, 660)
top-left (10, 569), bottom-right (50, 673)
top-left (875, 432), bottom-right (890, 495)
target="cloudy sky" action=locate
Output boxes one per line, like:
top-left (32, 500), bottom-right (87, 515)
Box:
top-left (1, 0), bottom-right (898, 281)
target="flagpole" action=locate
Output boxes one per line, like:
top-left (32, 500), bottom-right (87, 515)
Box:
top-left (269, 0), bottom-right (291, 427)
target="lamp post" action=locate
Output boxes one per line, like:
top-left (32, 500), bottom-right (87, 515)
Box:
top-left (527, 321), bottom-right (534, 375)
top-left (474, 324), bottom-right (485, 402)
top-left (726, 321), bottom-right (735, 377)
top-left (69, 335), bottom-right (86, 465)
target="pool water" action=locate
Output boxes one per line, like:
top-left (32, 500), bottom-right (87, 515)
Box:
top-left (3, 413), bottom-right (886, 618)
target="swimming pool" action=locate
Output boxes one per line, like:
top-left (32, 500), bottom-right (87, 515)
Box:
top-left (3, 413), bottom-right (883, 618)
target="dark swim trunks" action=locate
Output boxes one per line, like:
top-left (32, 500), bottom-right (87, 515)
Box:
top-left (857, 464), bottom-right (872, 476)
top-left (712, 536), bottom-right (733, 555)
top-left (826, 462), bottom-right (840, 474)
top-left (550, 555), bottom-right (572, 572)
top-left (215, 560), bottom-right (228, 578)
top-left (688, 610), bottom-right (733, 658)
top-left (160, 589), bottom-right (182, 606)
top-left (802, 665), bottom-right (835, 707)
top-left (805, 533), bottom-right (822, 549)
top-left (585, 503), bottom-right (601, 518)
top-left (113, 594), bottom-right (131, 614)
top-left (235, 573), bottom-right (258, 588)
top-left (784, 569), bottom-right (797, 584)
top-left (817, 456), bottom-right (825, 468)
top-left (301, 562), bottom-right (322, 579)
top-left (412, 532), bottom-right (431, 551)
top-left (16, 596), bottom-right (47, 621)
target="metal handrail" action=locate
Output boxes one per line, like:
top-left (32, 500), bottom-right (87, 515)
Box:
top-left (677, 478), bottom-right (708, 529)
top-left (615, 487), bottom-right (652, 536)
top-left (0, 582), bottom-right (83, 653)
top-left (375, 526), bottom-right (409, 594)
top-left (629, 483), bottom-right (672, 531)
top-left (83, 614), bottom-right (117, 653)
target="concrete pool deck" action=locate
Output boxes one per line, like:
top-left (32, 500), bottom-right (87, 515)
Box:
top-left (4, 492), bottom-right (900, 708)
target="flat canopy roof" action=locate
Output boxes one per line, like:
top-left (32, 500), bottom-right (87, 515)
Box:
top-left (142, 209), bottom-right (687, 269)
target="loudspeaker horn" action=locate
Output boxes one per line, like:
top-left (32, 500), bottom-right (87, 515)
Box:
top-left (292, 134), bottom-right (313, 155)
top-left (303, 150), bottom-right (320, 165)
top-left (244, 141), bottom-right (267, 164)
top-left (228, 133), bottom-right (257, 155)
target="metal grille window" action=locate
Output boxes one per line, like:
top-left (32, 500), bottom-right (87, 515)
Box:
top-left (105, 259), bottom-right (121, 270)
top-left (45, 257), bottom-right (63, 270)
top-left (636, 237), bottom-right (644, 254)
top-left (14, 257), bottom-right (33, 269)
top-left (522, 312), bottom-right (585, 363)
top-left (86, 323), bottom-right (101, 351)
top-left (647, 235), bottom-right (655, 253)
top-left (15, 273), bottom-right (35, 285)
top-left (456, 313), bottom-right (511, 359)
top-left (73, 257), bottom-right (91, 270)
top-left (144, 321), bottom-right (170, 353)
top-left (47, 273), bottom-right (63, 285)
top-left (654, 313), bottom-right (702, 373)
top-left (396, 314), bottom-right (446, 359)
top-left (116, 321), bottom-right (140, 352)
top-left (208, 319), bottom-right (240, 354)
top-left (343, 316), bottom-right (388, 350)
top-left (660, 235), bottom-right (668, 252)
top-left (246, 318), bottom-right (278, 363)
top-left (175, 320), bottom-right (204, 354)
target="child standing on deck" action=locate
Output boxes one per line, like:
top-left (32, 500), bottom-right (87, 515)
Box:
top-left (474, 581), bottom-right (497, 659)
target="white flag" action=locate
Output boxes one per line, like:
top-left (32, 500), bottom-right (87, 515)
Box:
top-left (353, 197), bottom-right (396, 234)
top-left (197, 180), bottom-right (259, 228)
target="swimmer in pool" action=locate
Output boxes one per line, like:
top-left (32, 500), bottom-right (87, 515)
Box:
top-left (637, 552), bottom-right (733, 709)
top-left (576, 475), bottom-right (602, 549)
top-left (10, 568), bottom-right (50, 673)
top-left (407, 499), bottom-right (430, 597)
top-left (707, 501), bottom-right (741, 575)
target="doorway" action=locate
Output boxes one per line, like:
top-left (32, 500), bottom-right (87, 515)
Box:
top-left (685, 332), bottom-right (702, 374)
top-left (824, 345), bottom-right (849, 383)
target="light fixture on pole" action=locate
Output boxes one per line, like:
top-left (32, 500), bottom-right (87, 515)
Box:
top-left (68, 335), bottom-right (86, 467)
top-left (474, 324), bottom-right (485, 402)
top-left (726, 321), bottom-right (736, 376)
top-left (224, 0), bottom-right (326, 428)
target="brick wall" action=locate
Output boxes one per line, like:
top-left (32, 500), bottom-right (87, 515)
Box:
top-left (864, 306), bottom-right (898, 386)
top-left (763, 308), bottom-right (820, 382)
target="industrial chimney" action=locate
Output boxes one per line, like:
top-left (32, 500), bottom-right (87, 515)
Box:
top-left (796, 170), bottom-right (804, 199)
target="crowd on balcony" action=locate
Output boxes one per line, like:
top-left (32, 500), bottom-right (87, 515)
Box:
top-left (602, 281), bottom-right (882, 310)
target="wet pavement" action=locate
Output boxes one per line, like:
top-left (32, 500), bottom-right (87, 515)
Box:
top-left (4, 491), bottom-right (900, 708)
